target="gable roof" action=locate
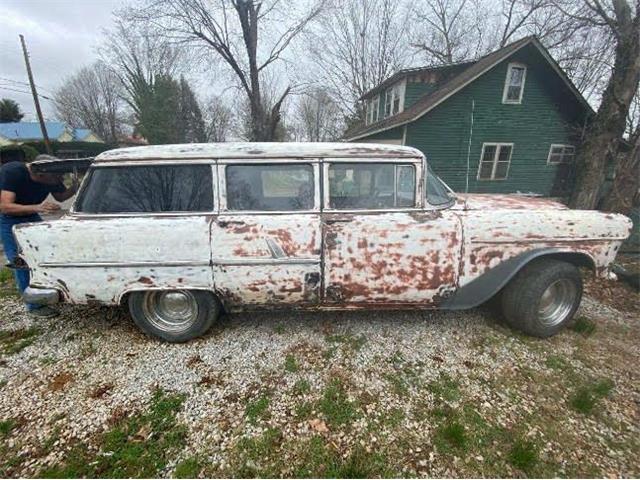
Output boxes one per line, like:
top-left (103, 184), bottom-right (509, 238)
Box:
top-left (0, 122), bottom-right (101, 142)
top-left (73, 128), bottom-right (99, 141)
top-left (345, 36), bottom-right (593, 141)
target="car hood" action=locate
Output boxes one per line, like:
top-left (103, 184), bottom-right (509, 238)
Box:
top-left (455, 193), bottom-right (568, 211)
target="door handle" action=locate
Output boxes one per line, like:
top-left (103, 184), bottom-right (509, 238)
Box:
top-left (325, 218), bottom-right (351, 224)
top-left (218, 220), bottom-right (245, 227)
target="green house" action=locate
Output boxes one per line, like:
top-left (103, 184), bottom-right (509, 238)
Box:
top-left (344, 36), bottom-right (593, 196)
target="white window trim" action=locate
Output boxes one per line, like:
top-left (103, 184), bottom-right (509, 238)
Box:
top-left (371, 95), bottom-right (379, 124)
top-left (547, 144), bottom-right (575, 164)
top-left (476, 142), bottom-right (514, 181)
top-left (502, 63), bottom-right (527, 104)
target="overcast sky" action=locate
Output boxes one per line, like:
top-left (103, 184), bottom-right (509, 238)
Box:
top-left (0, 0), bottom-right (125, 121)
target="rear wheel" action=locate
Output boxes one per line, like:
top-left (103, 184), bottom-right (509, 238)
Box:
top-left (501, 259), bottom-right (582, 338)
top-left (128, 290), bottom-right (219, 342)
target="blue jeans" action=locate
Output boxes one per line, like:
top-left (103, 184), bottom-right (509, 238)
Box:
top-left (1, 214), bottom-right (42, 311)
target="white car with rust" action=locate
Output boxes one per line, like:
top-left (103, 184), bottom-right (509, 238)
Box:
top-left (14, 143), bottom-right (632, 342)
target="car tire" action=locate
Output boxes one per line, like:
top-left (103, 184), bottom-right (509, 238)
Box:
top-left (128, 290), bottom-right (220, 342)
top-left (501, 258), bottom-right (582, 338)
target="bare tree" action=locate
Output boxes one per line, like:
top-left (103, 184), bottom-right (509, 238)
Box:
top-left (557, 0), bottom-right (640, 209)
top-left (54, 62), bottom-right (126, 143)
top-left (306, 0), bottom-right (411, 117)
top-left (127, 0), bottom-right (324, 141)
top-left (410, 0), bottom-right (488, 64)
top-left (293, 88), bottom-right (343, 141)
top-left (202, 95), bottom-right (235, 142)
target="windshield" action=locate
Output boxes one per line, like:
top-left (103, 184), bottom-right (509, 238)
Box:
top-left (426, 165), bottom-right (454, 206)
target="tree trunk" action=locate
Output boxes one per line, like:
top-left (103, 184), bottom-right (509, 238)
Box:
top-left (600, 132), bottom-right (640, 215)
top-left (569, 0), bottom-right (640, 209)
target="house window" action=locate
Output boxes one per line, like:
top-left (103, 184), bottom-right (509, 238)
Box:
top-left (366, 96), bottom-right (379, 125)
top-left (477, 143), bottom-right (513, 180)
top-left (547, 144), bottom-right (575, 164)
top-left (382, 85), bottom-right (403, 118)
top-left (502, 63), bottom-right (526, 104)
top-left (384, 88), bottom-right (393, 117)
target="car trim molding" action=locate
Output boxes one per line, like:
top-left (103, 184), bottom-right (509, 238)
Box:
top-left (440, 248), bottom-right (596, 310)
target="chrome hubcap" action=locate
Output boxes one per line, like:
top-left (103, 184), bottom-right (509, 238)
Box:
top-left (142, 290), bottom-right (198, 333)
top-left (538, 279), bottom-right (578, 326)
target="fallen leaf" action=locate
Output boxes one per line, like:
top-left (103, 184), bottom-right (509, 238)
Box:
top-left (309, 418), bottom-right (329, 433)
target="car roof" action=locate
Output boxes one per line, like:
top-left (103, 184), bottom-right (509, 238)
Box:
top-left (94, 142), bottom-right (423, 162)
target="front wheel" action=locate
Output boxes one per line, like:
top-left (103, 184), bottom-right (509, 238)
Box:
top-left (501, 259), bottom-right (582, 338)
top-left (128, 290), bottom-right (220, 342)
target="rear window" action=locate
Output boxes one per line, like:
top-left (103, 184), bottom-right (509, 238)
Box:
top-left (76, 164), bottom-right (213, 213)
top-left (328, 163), bottom-right (416, 209)
top-left (226, 164), bottom-right (314, 211)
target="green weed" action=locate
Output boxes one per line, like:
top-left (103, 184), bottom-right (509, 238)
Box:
top-left (318, 379), bottom-right (357, 427)
top-left (571, 316), bottom-right (596, 336)
top-left (509, 439), bottom-right (539, 473)
top-left (570, 379), bottom-right (614, 414)
top-left (39, 389), bottom-right (187, 478)
top-left (245, 395), bottom-right (270, 423)
top-left (284, 354), bottom-right (299, 373)
top-left (0, 327), bottom-right (40, 355)
top-left (174, 456), bottom-right (202, 478)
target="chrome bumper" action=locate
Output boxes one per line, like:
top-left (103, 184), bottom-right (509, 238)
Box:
top-left (23, 287), bottom-right (59, 305)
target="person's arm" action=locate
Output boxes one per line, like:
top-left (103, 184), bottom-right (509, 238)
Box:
top-left (0, 190), bottom-right (60, 215)
top-left (51, 176), bottom-right (79, 202)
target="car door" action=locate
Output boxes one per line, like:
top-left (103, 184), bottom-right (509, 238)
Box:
top-left (322, 159), bottom-right (462, 306)
top-left (210, 160), bottom-right (322, 308)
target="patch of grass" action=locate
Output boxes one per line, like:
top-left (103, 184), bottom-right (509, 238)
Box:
top-left (292, 379), bottom-right (311, 396)
top-left (39, 389), bottom-right (187, 478)
top-left (232, 428), bottom-right (283, 477)
top-left (39, 355), bottom-right (58, 366)
top-left (509, 439), bottom-right (539, 473)
top-left (293, 436), bottom-right (392, 478)
top-left (0, 327), bottom-right (40, 355)
top-left (174, 456), bottom-right (202, 478)
top-left (0, 380), bottom-right (7, 390)
top-left (294, 401), bottom-right (313, 420)
top-left (545, 354), bottom-right (569, 370)
top-left (571, 316), bottom-right (597, 336)
top-left (325, 333), bottom-right (367, 352)
top-left (428, 373), bottom-right (460, 402)
top-left (318, 378), bottom-right (357, 427)
top-left (384, 372), bottom-right (408, 396)
top-left (383, 408), bottom-right (405, 428)
top-left (273, 324), bottom-right (285, 334)
top-left (0, 418), bottom-right (18, 438)
top-left (284, 354), bottom-right (299, 373)
top-left (0, 267), bottom-right (13, 284)
top-left (570, 378), bottom-right (614, 414)
top-left (245, 395), bottom-right (270, 423)
top-left (434, 421), bottom-right (467, 452)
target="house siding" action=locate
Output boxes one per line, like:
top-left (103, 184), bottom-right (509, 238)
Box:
top-left (363, 45), bottom-right (587, 196)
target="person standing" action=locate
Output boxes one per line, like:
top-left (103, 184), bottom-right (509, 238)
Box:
top-left (0, 154), bottom-right (78, 317)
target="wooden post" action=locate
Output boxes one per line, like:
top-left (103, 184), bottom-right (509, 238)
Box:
top-left (19, 34), bottom-right (52, 155)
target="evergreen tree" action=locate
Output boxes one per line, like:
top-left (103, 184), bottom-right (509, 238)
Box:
top-left (0, 98), bottom-right (24, 123)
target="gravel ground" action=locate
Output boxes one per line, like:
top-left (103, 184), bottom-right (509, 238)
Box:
top-left (0, 278), bottom-right (639, 478)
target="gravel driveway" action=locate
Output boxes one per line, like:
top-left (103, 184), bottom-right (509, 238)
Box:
top-left (0, 277), bottom-right (638, 478)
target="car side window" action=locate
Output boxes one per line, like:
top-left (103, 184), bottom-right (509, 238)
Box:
top-left (76, 164), bottom-right (213, 213)
top-left (328, 163), bottom-right (416, 209)
top-left (226, 164), bottom-right (314, 211)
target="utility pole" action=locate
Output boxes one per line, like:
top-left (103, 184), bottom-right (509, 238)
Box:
top-left (19, 34), bottom-right (52, 155)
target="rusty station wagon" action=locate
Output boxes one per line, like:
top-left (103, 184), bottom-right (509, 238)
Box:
top-left (14, 143), bottom-right (632, 342)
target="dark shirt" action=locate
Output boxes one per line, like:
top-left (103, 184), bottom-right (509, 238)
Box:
top-left (0, 161), bottom-right (65, 207)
